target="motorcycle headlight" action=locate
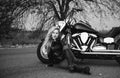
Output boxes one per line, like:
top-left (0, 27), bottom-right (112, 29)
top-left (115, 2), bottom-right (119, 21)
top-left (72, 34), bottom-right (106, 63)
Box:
top-left (57, 21), bottom-right (66, 31)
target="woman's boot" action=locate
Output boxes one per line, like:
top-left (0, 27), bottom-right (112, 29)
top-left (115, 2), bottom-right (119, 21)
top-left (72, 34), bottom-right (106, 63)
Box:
top-left (73, 65), bottom-right (91, 75)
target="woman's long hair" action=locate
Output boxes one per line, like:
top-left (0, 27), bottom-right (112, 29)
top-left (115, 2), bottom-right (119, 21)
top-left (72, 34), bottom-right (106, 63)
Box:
top-left (41, 26), bottom-right (60, 53)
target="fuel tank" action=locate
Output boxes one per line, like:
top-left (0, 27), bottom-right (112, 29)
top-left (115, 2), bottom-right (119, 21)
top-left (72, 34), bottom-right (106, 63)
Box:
top-left (72, 23), bottom-right (120, 38)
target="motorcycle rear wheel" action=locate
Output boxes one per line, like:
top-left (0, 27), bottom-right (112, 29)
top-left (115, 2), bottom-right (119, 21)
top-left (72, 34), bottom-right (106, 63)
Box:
top-left (116, 39), bottom-right (120, 65)
top-left (116, 57), bottom-right (120, 65)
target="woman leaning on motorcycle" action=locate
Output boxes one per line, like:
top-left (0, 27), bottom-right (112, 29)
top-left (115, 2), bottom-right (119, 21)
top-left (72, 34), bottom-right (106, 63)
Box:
top-left (43, 25), bottom-right (91, 75)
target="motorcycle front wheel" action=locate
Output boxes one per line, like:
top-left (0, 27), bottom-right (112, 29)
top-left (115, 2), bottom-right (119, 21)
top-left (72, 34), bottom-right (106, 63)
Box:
top-left (37, 40), bottom-right (65, 64)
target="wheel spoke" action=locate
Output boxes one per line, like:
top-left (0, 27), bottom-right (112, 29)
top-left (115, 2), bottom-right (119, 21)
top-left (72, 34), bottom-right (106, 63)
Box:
top-left (40, 47), bottom-right (48, 59)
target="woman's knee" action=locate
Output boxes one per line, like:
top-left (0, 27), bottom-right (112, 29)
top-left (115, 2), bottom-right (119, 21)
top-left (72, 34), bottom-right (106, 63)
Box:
top-left (63, 45), bottom-right (69, 50)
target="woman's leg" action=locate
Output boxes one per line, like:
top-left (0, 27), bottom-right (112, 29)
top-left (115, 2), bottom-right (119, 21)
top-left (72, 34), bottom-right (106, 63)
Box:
top-left (63, 45), bottom-right (80, 66)
top-left (63, 44), bottom-right (91, 74)
top-left (48, 49), bottom-right (54, 66)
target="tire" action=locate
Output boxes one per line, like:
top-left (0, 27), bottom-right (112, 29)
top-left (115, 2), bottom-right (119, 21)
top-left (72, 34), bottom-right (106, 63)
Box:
top-left (37, 41), bottom-right (49, 64)
top-left (116, 57), bottom-right (120, 65)
top-left (115, 39), bottom-right (120, 65)
top-left (37, 40), bottom-right (65, 64)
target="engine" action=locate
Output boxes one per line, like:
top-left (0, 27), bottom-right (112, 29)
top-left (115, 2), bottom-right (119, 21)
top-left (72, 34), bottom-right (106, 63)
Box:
top-left (71, 32), bottom-right (92, 51)
top-left (71, 32), bottom-right (107, 51)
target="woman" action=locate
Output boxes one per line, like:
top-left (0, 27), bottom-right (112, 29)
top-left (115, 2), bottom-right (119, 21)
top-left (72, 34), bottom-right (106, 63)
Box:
top-left (42, 26), bottom-right (91, 75)
top-left (41, 26), bottom-right (63, 66)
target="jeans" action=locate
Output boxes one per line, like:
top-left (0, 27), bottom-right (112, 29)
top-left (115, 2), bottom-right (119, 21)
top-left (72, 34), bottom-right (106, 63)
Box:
top-left (63, 44), bottom-right (80, 67)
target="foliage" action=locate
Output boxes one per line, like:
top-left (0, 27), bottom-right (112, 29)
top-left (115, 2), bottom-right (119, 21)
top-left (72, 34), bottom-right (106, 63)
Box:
top-left (0, 0), bottom-right (120, 45)
top-left (0, 30), bottom-right (44, 45)
top-left (0, 0), bottom-right (41, 40)
top-left (33, 0), bottom-right (120, 31)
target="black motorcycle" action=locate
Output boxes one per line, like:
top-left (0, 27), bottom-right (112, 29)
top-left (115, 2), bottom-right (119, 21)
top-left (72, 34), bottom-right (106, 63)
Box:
top-left (37, 21), bottom-right (120, 65)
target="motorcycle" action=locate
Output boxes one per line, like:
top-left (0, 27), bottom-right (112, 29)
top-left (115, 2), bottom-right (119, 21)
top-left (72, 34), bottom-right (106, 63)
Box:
top-left (37, 21), bottom-right (120, 65)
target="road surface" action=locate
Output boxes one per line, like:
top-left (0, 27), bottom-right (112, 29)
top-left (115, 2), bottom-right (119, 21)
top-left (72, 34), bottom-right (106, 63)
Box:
top-left (0, 48), bottom-right (120, 78)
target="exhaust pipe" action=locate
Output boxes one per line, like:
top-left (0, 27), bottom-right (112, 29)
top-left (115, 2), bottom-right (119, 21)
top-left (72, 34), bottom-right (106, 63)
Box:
top-left (81, 50), bottom-right (120, 55)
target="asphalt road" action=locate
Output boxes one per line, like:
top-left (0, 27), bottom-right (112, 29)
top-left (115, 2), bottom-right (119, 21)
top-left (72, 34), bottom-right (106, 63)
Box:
top-left (0, 48), bottom-right (120, 78)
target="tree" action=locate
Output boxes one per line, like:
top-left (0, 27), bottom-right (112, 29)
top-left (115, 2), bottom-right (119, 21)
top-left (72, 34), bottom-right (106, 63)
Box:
top-left (39, 0), bottom-right (120, 31)
top-left (1, 0), bottom-right (120, 39)
top-left (35, 0), bottom-right (83, 31)
top-left (0, 0), bottom-right (41, 40)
